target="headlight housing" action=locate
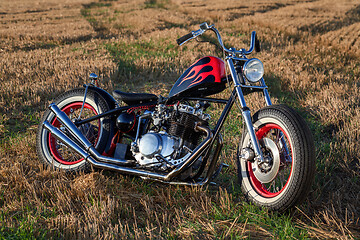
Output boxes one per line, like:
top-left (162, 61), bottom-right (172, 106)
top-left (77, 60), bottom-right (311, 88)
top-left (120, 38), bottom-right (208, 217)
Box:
top-left (243, 58), bottom-right (264, 83)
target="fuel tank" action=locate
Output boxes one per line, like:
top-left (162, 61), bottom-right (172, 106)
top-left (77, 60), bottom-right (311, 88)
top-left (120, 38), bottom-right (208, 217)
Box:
top-left (168, 56), bottom-right (226, 98)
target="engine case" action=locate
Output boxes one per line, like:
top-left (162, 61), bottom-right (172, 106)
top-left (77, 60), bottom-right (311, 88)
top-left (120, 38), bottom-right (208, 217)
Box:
top-left (134, 132), bottom-right (188, 167)
top-left (131, 104), bottom-right (209, 169)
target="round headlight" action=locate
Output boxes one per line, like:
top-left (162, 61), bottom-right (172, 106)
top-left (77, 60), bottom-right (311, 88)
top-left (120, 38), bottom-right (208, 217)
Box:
top-left (243, 58), bottom-right (264, 83)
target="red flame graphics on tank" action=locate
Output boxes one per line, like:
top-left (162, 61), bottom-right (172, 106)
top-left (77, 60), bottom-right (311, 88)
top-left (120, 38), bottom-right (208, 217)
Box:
top-left (168, 56), bottom-right (226, 98)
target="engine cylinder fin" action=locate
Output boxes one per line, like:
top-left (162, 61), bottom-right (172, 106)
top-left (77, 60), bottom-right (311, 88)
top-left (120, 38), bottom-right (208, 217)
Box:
top-left (168, 112), bottom-right (206, 145)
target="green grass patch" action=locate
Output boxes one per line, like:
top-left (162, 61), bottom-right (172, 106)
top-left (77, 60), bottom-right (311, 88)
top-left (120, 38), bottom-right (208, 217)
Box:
top-left (144, 0), bottom-right (170, 9)
top-left (0, 211), bottom-right (49, 240)
top-left (81, 2), bottom-right (113, 33)
top-left (104, 39), bottom-right (178, 78)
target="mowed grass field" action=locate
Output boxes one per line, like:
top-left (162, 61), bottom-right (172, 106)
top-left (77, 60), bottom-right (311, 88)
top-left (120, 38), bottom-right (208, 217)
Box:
top-left (0, 0), bottom-right (360, 238)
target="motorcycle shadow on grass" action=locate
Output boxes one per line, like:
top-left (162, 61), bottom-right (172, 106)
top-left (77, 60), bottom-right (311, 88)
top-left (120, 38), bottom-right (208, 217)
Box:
top-left (263, 73), bottom-right (357, 220)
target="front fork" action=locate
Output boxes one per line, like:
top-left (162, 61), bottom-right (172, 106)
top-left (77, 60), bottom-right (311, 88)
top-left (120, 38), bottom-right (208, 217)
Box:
top-left (227, 59), bottom-right (272, 163)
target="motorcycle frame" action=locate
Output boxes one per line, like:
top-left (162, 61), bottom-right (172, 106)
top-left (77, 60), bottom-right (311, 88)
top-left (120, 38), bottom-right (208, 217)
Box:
top-left (43, 24), bottom-right (279, 185)
top-left (74, 56), bottom-right (273, 161)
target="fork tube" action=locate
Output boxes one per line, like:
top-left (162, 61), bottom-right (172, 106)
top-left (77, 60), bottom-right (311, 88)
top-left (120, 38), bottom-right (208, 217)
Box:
top-left (227, 58), bottom-right (264, 162)
top-left (260, 78), bottom-right (272, 106)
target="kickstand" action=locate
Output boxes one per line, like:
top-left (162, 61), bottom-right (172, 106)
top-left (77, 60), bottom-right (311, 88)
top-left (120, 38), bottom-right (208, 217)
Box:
top-left (210, 163), bottom-right (229, 182)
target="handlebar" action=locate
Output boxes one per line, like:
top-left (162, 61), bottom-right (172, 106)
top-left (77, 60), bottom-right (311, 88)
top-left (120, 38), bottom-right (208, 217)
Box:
top-left (176, 33), bottom-right (193, 45)
top-left (176, 22), bottom-right (260, 56)
top-left (176, 28), bottom-right (208, 46)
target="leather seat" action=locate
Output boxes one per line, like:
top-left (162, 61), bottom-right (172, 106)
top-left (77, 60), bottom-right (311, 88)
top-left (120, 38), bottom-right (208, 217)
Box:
top-left (112, 90), bottom-right (158, 105)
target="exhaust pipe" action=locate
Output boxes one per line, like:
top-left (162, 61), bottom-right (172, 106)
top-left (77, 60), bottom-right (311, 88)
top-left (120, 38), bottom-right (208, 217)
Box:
top-left (43, 120), bottom-right (94, 163)
top-left (44, 103), bottom-right (214, 182)
top-left (43, 120), bottom-right (168, 179)
top-left (48, 103), bottom-right (133, 166)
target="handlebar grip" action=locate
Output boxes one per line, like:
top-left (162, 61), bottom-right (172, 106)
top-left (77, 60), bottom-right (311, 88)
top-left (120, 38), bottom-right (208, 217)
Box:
top-left (176, 33), bottom-right (193, 45)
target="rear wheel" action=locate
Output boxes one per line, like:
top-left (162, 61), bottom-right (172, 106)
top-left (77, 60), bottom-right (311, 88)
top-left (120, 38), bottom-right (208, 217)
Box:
top-left (238, 105), bottom-right (315, 211)
top-left (36, 88), bottom-right (111, 172)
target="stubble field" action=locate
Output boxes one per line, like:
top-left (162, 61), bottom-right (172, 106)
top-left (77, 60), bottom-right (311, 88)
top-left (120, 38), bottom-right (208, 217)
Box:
top-left (0, 0), bottom-right (359, 239)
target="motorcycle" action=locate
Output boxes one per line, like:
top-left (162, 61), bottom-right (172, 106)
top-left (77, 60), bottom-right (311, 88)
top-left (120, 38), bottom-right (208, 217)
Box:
top-left (36, 22), bottom-right (315, 211)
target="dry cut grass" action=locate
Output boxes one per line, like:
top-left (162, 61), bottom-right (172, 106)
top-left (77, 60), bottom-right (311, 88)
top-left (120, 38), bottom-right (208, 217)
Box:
top-left (0, 0), bottom-right (360, 239)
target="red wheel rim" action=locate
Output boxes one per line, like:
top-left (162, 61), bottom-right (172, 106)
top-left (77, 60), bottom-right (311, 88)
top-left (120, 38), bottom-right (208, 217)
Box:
top-left (248, 123), bottom-right (293, 198)
top-left (48, 102), bottom-right (100, 165)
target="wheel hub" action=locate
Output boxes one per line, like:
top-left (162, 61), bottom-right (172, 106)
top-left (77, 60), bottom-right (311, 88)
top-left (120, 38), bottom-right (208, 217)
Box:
top-left (251, 137), bottom-right (280, 183)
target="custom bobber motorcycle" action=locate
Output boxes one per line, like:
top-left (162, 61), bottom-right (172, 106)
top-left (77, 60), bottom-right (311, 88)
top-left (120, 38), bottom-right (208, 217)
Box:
top-left (37, 23), bottom-right (315, 211)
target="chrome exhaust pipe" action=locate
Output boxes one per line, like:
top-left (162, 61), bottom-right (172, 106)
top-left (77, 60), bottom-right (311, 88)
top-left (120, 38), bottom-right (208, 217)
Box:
top-left (43, 120), bottom-right (94, 162)
top-left (43, 120), bottom-right (168, 179)
top-left (45, 103), bottom-right (214, 182)
top-left (47, 103), bottom-right (133, 166)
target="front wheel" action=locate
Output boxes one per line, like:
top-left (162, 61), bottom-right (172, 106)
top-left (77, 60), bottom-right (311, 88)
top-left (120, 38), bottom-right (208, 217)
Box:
top-left (238, 105), bottom-right (315, 211)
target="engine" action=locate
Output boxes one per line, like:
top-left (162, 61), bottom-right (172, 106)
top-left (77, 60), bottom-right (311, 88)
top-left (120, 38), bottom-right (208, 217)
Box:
top-left (130, 103), bottom-right (210, 170)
